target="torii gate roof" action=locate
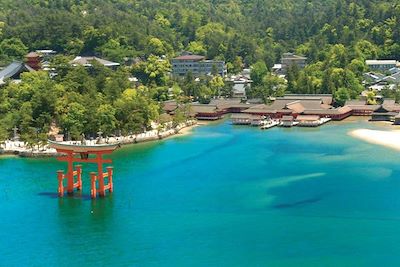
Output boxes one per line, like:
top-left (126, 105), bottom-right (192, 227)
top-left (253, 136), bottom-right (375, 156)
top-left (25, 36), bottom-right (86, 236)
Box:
top-left (48, 140), bottom-right (120, 153)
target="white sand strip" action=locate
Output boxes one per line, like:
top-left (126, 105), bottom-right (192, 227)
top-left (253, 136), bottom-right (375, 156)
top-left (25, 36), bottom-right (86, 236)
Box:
top-left (350, 128), bottom-right (400, 151)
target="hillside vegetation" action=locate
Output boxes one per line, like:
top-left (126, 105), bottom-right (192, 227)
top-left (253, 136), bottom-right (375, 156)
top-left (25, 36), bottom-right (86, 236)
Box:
top-left (0, 0), bottom-right (399, 141)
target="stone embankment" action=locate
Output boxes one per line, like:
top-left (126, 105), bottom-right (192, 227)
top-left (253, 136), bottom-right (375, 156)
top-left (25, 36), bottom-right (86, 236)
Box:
top-left (0, 120), bottom-right (197, 158)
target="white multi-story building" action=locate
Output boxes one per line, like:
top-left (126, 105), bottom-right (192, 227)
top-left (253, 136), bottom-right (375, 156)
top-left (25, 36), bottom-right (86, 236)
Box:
top-left (366, 60), bottom-right (398, 72)
top-left (171, 54), bottom-right (226, 77)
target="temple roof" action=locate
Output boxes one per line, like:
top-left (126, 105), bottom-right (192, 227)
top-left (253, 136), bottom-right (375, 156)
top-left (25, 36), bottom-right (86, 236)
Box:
top-left (278, 94), bottom-right (333, 105)
top-left (162, 100), bottom-right (178, 112)
top-left (286, 102), bottom-right (305, 113)
top-left (190, 104), bottom-right (219, 114)
top-left (26, 51), bottom-right (40, 58)
top-left (0, 61), bottom-right (35, 84)
top-left (70, 56), bottom-right (120, 67)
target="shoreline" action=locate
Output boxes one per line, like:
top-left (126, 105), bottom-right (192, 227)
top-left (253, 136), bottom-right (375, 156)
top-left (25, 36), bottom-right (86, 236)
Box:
top-left (0, 120), bottom-right (198, 158)
top-left (163, 122), bottom-right (199, 139)
top-left (3, 117), bottom-right (400, 158)
top-left (349, 128), bottom-right (400, 151)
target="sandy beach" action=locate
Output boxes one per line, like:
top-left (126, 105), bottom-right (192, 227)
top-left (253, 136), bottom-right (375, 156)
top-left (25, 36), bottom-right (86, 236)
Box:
top-left (350, 128), bottom-right (400, 151)
top-left (175, 123), bottom-right (198, 136)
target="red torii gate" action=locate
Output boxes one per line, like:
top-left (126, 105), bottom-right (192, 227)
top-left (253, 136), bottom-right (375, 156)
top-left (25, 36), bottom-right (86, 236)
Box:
top-left (49, 141), bottom-right (119, 198)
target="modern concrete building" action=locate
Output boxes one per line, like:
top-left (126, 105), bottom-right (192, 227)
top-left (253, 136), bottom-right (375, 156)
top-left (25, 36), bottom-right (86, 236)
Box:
top-left (366, 60), bottom-right (398, 72)
top-left (281, 53), bottom-right (307, 74)
top-left (171, 54), bottom-right (226, 77)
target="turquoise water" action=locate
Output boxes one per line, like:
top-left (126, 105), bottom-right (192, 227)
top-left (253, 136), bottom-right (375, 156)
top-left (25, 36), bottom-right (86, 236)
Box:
top-left (1, 119), bottom-right (400, 266)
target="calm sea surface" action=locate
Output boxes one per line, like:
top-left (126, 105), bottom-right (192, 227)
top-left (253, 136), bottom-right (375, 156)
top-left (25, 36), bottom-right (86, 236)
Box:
top-left (1, 118), bottom-right (400, 266)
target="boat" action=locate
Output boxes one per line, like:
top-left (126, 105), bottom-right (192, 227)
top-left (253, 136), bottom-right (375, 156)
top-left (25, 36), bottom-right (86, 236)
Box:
top-left (279, 121), bottom-right (299, 127)
top-left (260, 120), bottom-right (279, 130)
top-left (48, 140), bottom-right (120, 153)
top-left (296, 116), bottom-right (332, 127)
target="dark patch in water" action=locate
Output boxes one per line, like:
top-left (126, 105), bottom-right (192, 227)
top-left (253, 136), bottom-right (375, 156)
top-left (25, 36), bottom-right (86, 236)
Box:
top-left (37, 192), bottom-right (59, 198)
top-left (37, 192), bottom-right (93, 200)
top-left (143, 134), bottom-right (238, 176)
top-left (273, 196), bottom-right (323, 209)
top-left (176, 135), bottom-right (238, 164)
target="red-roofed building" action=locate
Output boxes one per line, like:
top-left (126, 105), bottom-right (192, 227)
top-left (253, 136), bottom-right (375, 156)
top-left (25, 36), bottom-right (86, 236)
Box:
top-left (243, 95), bottom-right (351, 121)
top-left (25, 52), bottom-right (41, 70)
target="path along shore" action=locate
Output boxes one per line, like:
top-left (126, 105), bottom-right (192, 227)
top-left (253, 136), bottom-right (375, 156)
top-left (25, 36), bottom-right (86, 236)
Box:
top-left (0, 120), bottom-right (198, 158)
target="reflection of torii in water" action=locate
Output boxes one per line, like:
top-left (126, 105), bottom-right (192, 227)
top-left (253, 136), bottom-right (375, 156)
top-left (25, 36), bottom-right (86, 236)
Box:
top-left (48, 140), bottom-right (119, 198)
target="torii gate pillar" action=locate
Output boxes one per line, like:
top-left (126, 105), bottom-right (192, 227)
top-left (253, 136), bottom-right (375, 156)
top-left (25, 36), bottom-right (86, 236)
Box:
top-left (49, 141), bottom-right (119, 199)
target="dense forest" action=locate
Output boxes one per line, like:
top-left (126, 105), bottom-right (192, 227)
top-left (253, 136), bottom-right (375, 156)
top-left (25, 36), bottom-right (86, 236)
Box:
top-left (1, 0), bottom-right (400, 141)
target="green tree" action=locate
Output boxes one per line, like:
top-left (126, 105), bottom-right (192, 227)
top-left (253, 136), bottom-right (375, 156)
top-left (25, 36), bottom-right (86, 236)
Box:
top-left (0, 38), bottom-right (28, 62)
top-left (96, 104), bottom-right (117, 136)
top-left (99, 38), bottom-right (135, 63)
top-left (366, 91), bottom-right (377, 105)
top-left (186, 41), bottom-right (206, 55)
top-left (354, 40), bottom-right (378, 60)
top-left (58, 102), bottom-right (86, 140)
top-left (232, 56), bottom-right (243, 74)
top-left (250, 61), bottom-right (268, 86)
top-left (334, 87), bottom-right (351, 106)
top-left (147, 37), bottom-right (168, 56)
top-left (133, 55), bottom-right (171, 86)
top-left (209, 76), bottom-right (225, 96)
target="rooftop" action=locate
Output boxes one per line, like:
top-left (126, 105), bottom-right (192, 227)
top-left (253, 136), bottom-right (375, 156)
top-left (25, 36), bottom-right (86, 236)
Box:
top-left (26, 52), bottom-right (40, 58)
top-left (162, 100), bottom-right (179, 113)
top-left (173, 55), bottom-right (205, 61)
top-left (344, 100), bottom-right (367, 106)
top-left (366, 60), bottom-right (397, 65)
top-left (382, 99), bottom-right (400, 111)
top-left (279, 94), bottom-right (333, 105)
top-left (0, 61), bottom-right (35, 84)
top-left (272, 64), bottom-right (282, 69)
top-left (282, 53), bottom-right (307, 60)
top-left (190, 104), bottom-right (219, 114)
top-left (344, 100), bottom-right (381, 111)
top-left (286, 102), bottom-right (305, 113)
top-left (70, 56), bottom-right (120, 67)
top-left (209, 98), bottom-right (242, 109)
top-left (36, 50), bottom-right (56, 54)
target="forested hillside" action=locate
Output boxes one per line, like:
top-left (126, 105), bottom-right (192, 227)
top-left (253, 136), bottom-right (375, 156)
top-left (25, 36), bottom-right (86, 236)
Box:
top-left (1, 0), bottom-right (399, 64)
top-left (0, 0), bottom-right (400, 141)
